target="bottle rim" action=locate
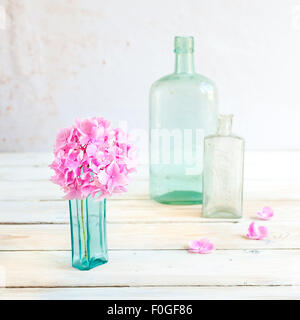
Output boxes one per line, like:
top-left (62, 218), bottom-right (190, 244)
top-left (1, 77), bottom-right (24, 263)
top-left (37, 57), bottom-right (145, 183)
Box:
top-left (174, 36), bottom-right (194, 54)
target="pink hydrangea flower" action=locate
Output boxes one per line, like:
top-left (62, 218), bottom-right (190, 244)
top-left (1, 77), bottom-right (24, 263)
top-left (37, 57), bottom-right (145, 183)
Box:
top-left (246, 222), bottom-right (268, 240)
top-left (188, 238), bottom-right (215, 254)
top-left (257, 206), bottom-right (274, 220)
top-left (50, 117), bottom-right (137, 200)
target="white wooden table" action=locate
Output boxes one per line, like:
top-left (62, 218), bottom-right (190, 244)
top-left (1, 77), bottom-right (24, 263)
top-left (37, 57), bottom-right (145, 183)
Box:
top-left (0, 151), bottom-right (300, 300)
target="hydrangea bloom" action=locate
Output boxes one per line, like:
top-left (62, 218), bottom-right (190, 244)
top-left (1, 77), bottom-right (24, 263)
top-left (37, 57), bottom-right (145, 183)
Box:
top-left (50, 117), bottom-right (137, 200)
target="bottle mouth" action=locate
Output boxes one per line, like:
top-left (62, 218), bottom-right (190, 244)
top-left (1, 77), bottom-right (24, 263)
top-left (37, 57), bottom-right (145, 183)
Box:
top-left (174, 36), bottom-right (194, 54)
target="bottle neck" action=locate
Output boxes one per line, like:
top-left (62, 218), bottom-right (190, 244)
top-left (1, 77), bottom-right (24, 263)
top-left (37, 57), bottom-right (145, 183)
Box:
top-left (217, 115), bottom-right (233, 136)
top-left (175, 53), bottom-right (195, 74)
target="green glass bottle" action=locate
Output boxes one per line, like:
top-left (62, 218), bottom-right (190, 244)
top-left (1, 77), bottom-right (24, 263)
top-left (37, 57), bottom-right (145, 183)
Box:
top-left (149, 36), bottom-right (218, 205)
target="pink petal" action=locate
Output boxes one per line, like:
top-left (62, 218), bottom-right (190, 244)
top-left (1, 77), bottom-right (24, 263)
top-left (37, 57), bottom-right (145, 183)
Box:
top-left (257, 226), bottom-right (268, 239)
top-left (257, 206), bottom-right (274, 220)
top-left (246, 222), bottom-right (268, 240)
top-left (86, 143), bottom-right (97, 156)
top-left (106, 161), bottom-right (119, 177)
top-left (55, 127), bottom-right (74, 151)
top-left (247, 222), bottom-right (257, 237)
top-left (188, 240), bottom-right (201, 250)
top-left (97, 170), bottom-right (109, 185)
top-left (91, 126), bottom-right (105, 141)
top-left (188, 238), bottom-right (215, 254)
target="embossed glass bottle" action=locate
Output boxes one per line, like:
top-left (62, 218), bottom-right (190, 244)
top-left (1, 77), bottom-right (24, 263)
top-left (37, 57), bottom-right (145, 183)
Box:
top-left (202, 115), bottom-right (244, 218)
top-left (69, 197), bottom-right (108, 270)
top-left (149, 36), bottom-right (218, 205)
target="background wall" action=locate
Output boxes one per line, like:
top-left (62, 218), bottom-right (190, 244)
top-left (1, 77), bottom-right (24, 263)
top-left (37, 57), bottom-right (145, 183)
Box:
top-left (0, 0), bottom-right (300, 152)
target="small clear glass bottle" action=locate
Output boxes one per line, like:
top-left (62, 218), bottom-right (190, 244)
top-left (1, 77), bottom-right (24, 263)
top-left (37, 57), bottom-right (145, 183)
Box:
top-left (202, 115), bottom-right (244, 218)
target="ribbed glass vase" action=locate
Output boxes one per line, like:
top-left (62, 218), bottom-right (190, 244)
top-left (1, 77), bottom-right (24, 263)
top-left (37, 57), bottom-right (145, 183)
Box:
top-left (69, 197), bottom-right (108, 270)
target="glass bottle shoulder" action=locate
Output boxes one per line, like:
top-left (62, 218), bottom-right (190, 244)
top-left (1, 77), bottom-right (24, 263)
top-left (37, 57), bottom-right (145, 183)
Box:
top-left (150, 72), bottom-right (217, 94)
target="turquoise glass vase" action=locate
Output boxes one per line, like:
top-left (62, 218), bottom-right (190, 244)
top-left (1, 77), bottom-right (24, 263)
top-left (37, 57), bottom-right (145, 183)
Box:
top-left (69, 197), bottom-right (108, 270)
top-left (149, 36), bottom-right (218, 205)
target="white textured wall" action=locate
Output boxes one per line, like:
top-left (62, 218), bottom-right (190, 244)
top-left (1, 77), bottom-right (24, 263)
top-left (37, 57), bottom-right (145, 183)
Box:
top-left (0, 0), bottom-right (300, 151)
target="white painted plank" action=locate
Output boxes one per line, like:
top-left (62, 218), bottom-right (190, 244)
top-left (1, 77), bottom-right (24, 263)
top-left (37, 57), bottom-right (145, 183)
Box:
top-left (0, 165), bottom-right (143, 181)
top-left (0, 221), bottom-right (299, 250)
top-left (0, 180), bottom-right (148, 201)
top-left (0, 151), bottom-right (299, 200)
top-left (1, 151), bottom-right (300, 182)
top-left (0, 201), bottom-right (68, 224)
top-left (244, 180), bottom-right (300, 201)
top-left (0, 200), bottom-right (299, 224)
top-left (1, 179), bottom-right (300, 201)
top-left (0, 250), bottom-right (299, 287)
top-left (0, 166), bottom-right (52, 181)
top-left (1, 151), bottom-right (300, 181)
top-left (0, 153), bottom-right (53, 167)
top-left (0, 286), bottom-right (299, 300)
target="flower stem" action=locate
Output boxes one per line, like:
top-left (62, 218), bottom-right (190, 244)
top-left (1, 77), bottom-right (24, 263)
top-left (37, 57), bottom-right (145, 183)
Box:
top-left (80, 199), bottom-right (87, 260)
